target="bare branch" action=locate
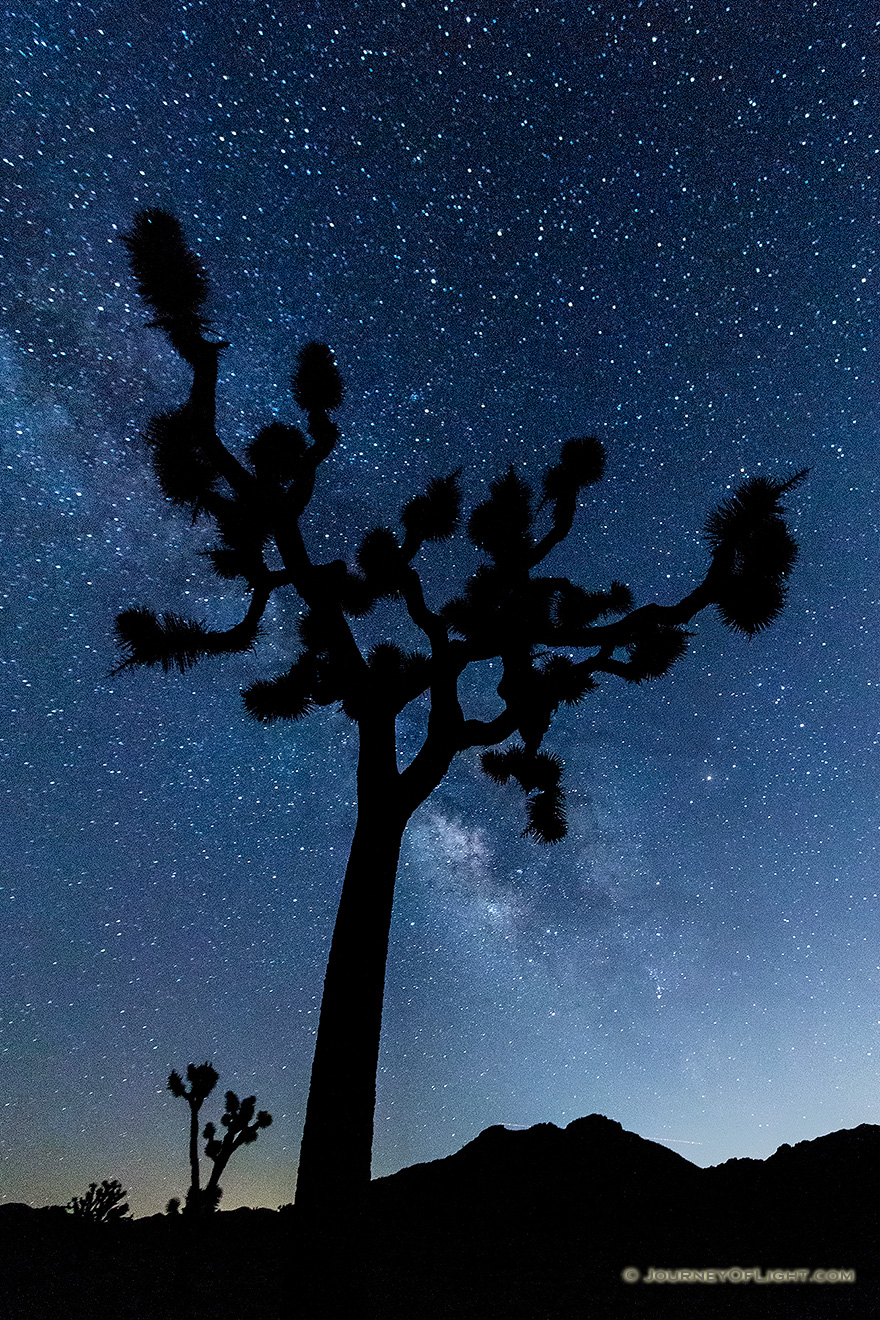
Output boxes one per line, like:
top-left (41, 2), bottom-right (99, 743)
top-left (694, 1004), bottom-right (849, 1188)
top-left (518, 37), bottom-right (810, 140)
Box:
top-left (573, 582), bottom-right (714, 647)
top-left (399, 565), bottom-right (450, 652)
top-left (458, 706), bottom-right (521, 749)
top-left (184, 340), bottom-right (256, 498)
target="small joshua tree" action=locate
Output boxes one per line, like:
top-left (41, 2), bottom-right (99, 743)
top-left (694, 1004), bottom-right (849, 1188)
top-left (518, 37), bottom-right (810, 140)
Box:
top-left (66, 1179), bottom-right (130, 1222)
top-left (168, 1062), bottom-right (271, 1212)
top-left (201, 1091), bottom-right (273, 1210)
top-left (168, 1060), bottom-right (219, 1211)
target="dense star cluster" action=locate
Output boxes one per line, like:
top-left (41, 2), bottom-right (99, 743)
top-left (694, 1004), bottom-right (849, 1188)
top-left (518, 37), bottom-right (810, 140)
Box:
top-left (2, 2), bottom-right (877, 1214)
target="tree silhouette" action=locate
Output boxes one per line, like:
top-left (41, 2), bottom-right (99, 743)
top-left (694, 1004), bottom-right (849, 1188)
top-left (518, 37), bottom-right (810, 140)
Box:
top-left (114, 208), bottom-right (806, 1217)
top-left (67, 1178), bottom-right (130, 1222)
top-left (201, 1090), bottom-right (273, 1210)
top-left (168, 1062), bottom-right (271, 1212)
top-left (168, 1060), bottom-right (219, 1211)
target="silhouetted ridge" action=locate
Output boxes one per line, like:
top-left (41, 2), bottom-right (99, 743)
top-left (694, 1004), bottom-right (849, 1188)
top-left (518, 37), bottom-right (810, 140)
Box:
top-left (2, 1118), bottom-right (878, 1318)
top-left (363, 1115), bottom-right (879, 1318)
top-left (375, 1112), bottom-right (699, 1188)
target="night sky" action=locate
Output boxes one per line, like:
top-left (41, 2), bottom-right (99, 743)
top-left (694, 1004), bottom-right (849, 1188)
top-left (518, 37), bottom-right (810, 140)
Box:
top-left (3, 1), bottom-right (878, 1217)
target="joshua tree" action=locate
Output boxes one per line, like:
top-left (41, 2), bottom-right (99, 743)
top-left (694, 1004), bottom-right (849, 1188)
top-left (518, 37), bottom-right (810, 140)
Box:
top-left (113, 209), bottom-right (805, 1217)
top-left (168, 1062), bottom-right (271, 1212)
top-left (67, 1179), bottom-right (130, 1222)
top-left (201, 1090), bottom-right (273, 1209)
top-left (167, 1060), bottom-right (219, 1211)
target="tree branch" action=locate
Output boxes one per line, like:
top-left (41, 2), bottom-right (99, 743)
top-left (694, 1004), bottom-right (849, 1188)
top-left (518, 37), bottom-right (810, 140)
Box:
top-left (576, 580), bottom-right (714, 646)
top-left (184, 339), bottom-right (256, 498)
top-left (397, 645), bottom-right (469, 813)
top-left (399, 565), bottom-right (450, 652)
top-left (111, 582), bottom-right (271, 676)
top-left (529, 495), bottom-right (577, 567)
top-left (458, 706), bottom-right (521, 749)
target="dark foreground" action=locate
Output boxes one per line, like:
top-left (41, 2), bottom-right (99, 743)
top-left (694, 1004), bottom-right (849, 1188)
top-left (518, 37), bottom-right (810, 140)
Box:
top-left (3, 1115), bottom-right (877, 1319)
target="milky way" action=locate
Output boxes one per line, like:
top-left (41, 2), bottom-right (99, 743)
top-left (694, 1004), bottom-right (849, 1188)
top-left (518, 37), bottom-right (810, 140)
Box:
top-left (2, 1), bottom-right (877, 1214)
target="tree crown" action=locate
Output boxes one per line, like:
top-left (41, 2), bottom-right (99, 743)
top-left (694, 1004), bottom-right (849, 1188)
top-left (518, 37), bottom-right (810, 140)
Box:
top-left (114, 208), bottom-right (806, 843)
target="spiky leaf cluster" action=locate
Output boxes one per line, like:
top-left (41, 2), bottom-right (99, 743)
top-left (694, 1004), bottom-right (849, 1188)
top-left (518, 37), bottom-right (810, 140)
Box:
top-left (202, 492), bottom-right (270, 583)
top-left (541, 435), bottom-right (606, 503)
top-left (120, 209), bottom-right (212, 356)
top-left (242, 656), bottom-right (316, 723)
top-left (443, 566), bottom-right (561, 647)
top-left (468, 468), bottom-right (534, 562)
top-left (539, 655), bottom-right (598, 707)
top-left (293, 341), bottom-right (345, 414)
top-left (624, 622), bottom-right (692, 682)
top-left (335, 566), bottom-right (376, 618)
top-left (400, 470), bottom-right (462, 554)
top-left (168, 1061), bottom-right (219, 1104)
top-left (142, 406), bottom-right (218, 509)
top-left (211, 494), bottom-right (269, 555)
top-left (113, 608), bottom-right (216, 674)
top-left (550, 580), bottom-right (634, 640)
top-left (368, 643), bottom-right (431, 707)
top-left (705, 470), bottom-right (808, 636)
top-left (482, 745), bottom-right (566, 843)
top-left (247, 421), bottom-right (309, 485)
top-left (442, 565), bottom-right (513, 644)
top-left (201, 546), bottom-right (250, 582)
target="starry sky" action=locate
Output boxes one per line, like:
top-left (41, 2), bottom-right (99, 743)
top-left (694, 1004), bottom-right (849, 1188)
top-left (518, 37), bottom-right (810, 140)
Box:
top-left (2, 0), bottom-right (878, 1217)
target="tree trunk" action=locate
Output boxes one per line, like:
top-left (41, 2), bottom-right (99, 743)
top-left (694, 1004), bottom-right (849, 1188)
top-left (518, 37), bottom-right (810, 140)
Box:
top-left (294, 740), bottom-right (408, 1217)
top-left (204, 1154), bottom-right (228, 1205)
top-left (188, 1100), bottom-right (200, 1198)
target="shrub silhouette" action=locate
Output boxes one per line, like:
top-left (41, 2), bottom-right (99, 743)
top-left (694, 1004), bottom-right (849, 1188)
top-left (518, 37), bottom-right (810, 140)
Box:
top-left (66, 1179), bottom-right (130, 1222)
top-left (114, 208), bottom-right (806, 1217)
